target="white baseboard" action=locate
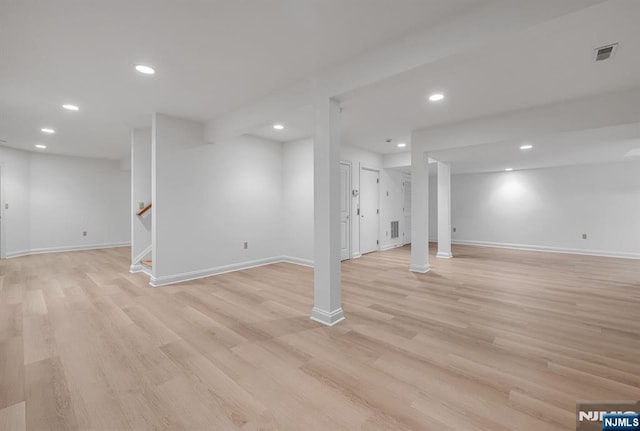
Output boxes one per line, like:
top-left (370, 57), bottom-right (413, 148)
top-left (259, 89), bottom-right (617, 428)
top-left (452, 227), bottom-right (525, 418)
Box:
top-left (436, 252), bottom-right (453, 259)
top-left (129, 264), bottom-right (143, 273)
top-left (351, 253), bottom-right (362, 259)
top-left (452, 240), bottom-right (640, 260)
top-left (6, 250), bottom-right (31, 259)
top-left (409, 264), bottom-right (431, 273)
top-left (150, 255), bottom-right (318, 287)
top-left (380, 243), bottom-right (404, 251)
top-left (280, 256), bottom-right (314, 267)
top-left (310, 307), bottom-right (345, 326)
top-left (6, 242), bottom-right (131, 259)
top-left (150, 256), bottom-right (293, 287)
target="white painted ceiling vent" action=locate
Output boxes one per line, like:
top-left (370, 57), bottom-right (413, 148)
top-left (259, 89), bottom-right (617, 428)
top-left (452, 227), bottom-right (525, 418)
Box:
top-left (594, 43), bottom-right (617, 62)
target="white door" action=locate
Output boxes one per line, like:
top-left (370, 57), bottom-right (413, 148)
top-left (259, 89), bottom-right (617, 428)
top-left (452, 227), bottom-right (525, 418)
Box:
top-left (360, 167), bottom-right (379, 254)
top-left (340, 163), bottom-right (351, 261)
top-left (403, 176), bottom-right (411, 245)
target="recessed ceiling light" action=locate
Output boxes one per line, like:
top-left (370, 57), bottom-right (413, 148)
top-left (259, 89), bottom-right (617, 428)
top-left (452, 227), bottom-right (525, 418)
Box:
top-left (520, 144), bottom-right (533, 150)
top-left (135, 64), bottom-right (156, 75)
top-left (505, 168), bottom-right (514, 172)
top-left (41, 128), bottom-right (55, 134)
top-left (397, 143), bottom-right (407, 148)
top-left (35, 144), bottom-right (47, 149)
top-left (62, 104), bottom-right (79, 111)
top-left (273, 124), bottom-right (284, 130)
top-left (429, 93), bottom-right (445, 102)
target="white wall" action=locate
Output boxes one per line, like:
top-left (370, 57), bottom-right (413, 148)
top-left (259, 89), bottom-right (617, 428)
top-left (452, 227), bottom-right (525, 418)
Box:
top-left (29, 154), bottom-right (130, 252)
top-left (152, 113), bottom-right (284, 284)
top-left (281, 141), bottom-right (407, 261)
top-left (450, 161), bottom-right (640, 258)
top-left (0, 145), bottom-right (130, 257)
top-left (282, 138), bottom-right (314, 262)
top-left (379, 168), bottom-right (406, 250)
top-left (0, 146), bottom-right (31, 256)
top-left (131, 128), bottom-right (152, 263)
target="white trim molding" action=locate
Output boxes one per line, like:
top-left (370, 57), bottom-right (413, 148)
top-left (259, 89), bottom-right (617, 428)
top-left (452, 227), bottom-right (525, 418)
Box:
top-left (380, 243), bottom-right (404, 251)
top-left (452, 240), bottom-right (640, 260)
top-left (436, 252), bottom-right (453, 259)
top-left (149, 255), bottom-right (317, 287)
top-left (132, 244), bottom-right (152, 266)
top-left (310, 307), bottom-right (345, 327)
top-left (6, 250), bottom-right (31, 259)
top-left (7, 242), bottom-right (131, 259)
top-left (409, 264), bottom-right (431, 273)
top-left (280, 256), bottom-right (314, 267)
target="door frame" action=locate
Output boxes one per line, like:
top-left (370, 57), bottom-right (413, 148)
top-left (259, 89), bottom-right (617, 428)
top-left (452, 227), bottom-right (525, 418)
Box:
top-left (359, 163), bottom-right (380, 254)
top-left (340, 161), bottom-right (352, 261)
top-left (0, 163), bottom-right (5, 259)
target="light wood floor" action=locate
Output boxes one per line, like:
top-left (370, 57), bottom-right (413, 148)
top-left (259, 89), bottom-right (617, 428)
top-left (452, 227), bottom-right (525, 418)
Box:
top-left (1, 245), bottom-right (639, 430)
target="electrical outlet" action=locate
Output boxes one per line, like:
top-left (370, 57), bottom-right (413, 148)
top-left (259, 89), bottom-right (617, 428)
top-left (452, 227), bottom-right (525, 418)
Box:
top-left (4, 203), bottom-right (8, 210)
top-left (582, 233), bottom-right (587, 239)
top-left (453, 227), bottom-right (457, 233)
top-left (243, 242), bottom-right (248, 249)
top-left (83, 231), bottom-right (87, 237)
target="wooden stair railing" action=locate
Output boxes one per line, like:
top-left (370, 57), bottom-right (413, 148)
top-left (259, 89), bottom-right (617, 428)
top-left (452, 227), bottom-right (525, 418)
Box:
top-left (136, 203), bottom-right (152, 216)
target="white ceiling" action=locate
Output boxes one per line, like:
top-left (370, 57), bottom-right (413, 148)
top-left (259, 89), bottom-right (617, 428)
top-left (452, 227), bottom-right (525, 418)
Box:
top-left (250, 105), bottom-right (315, 143)
top-left (340, 0), bottom-right (640, 154)
top-left (428, 123), bottom-right (640, 175)
top-left (250, 1), bottom-right (640, 153)
top-left (0, 0), bottom-right (487, 159)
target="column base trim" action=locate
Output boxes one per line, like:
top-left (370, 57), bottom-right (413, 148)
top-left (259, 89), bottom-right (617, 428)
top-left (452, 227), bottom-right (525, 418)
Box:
top-left (436, 252), bottom-right (453, 259)
top-left (310, 307), bottom-right (345, 327)
top-left (410, 264), bottom-right (431, 273)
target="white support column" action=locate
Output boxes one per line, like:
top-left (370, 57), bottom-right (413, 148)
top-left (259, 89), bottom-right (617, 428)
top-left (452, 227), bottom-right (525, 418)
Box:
top-left (410, 148), bottom-right (430, 273)
top-left (311, 98), bottom-right (345, 326)
top-left (437, 161), bottom-right (453, 259)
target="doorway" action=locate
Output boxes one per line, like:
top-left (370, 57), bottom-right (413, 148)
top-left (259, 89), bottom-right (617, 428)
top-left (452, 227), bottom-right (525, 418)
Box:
top-left (359, 166), bottom-right (379, 254)
top-left (340, 162), bottom-right (351, 261)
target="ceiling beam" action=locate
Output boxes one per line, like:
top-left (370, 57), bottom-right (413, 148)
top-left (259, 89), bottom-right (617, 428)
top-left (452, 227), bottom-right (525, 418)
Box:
top-left (412, 87), bottom-right (640, 153)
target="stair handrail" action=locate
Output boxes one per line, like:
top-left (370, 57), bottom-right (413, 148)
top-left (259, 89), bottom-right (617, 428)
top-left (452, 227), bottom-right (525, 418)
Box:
top-left (136, 203), bottom-right (152, 216)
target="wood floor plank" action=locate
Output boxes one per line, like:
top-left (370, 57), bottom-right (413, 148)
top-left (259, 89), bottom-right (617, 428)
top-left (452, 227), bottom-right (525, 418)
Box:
top-left (1, 244), bottom-right (639, 430)
top-left (24, 356), bottom-right (78, 431)
top-left (0, 336), bottom-right (25, 410)
top-left (0, 401), bottom-right (25, 431)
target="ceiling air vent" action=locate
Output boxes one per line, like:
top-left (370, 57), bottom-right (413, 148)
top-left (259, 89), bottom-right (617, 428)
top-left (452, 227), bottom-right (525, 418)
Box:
top-left (594, 43), bottom-right (617, 62)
